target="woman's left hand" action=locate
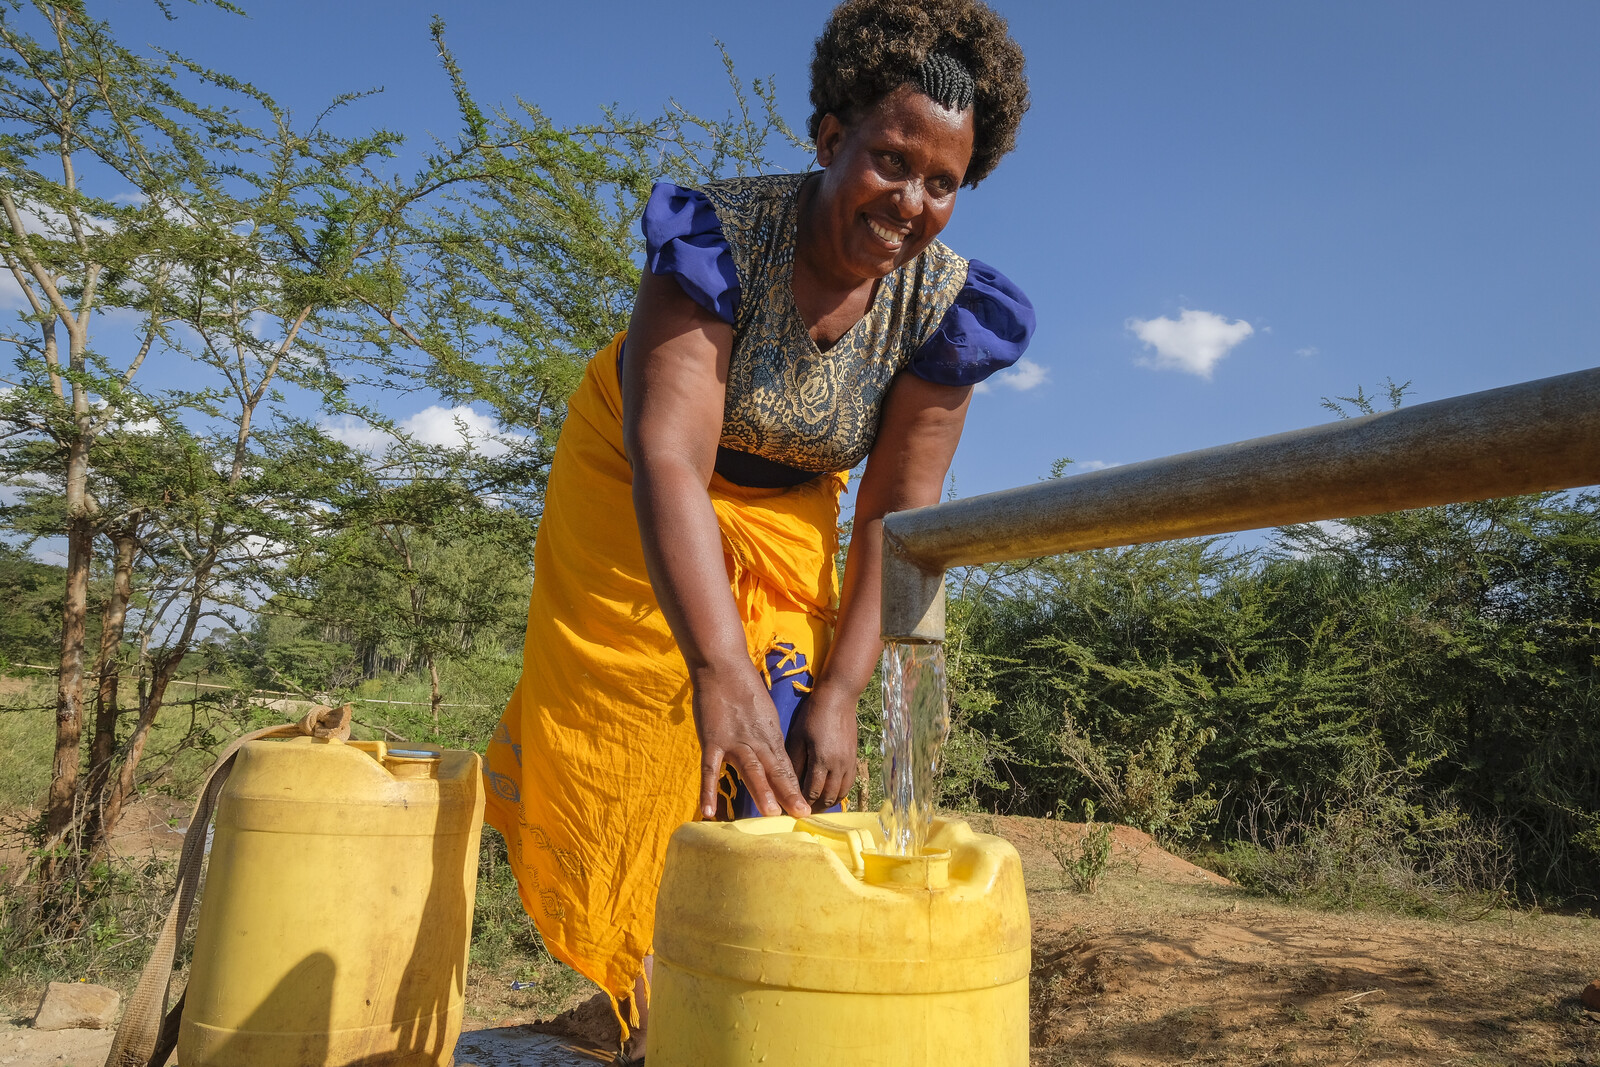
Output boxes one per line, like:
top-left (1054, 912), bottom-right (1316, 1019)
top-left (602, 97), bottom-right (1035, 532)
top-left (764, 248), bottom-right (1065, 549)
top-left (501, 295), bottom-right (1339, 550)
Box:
top-left (785, 686), bottom-right (859, 810)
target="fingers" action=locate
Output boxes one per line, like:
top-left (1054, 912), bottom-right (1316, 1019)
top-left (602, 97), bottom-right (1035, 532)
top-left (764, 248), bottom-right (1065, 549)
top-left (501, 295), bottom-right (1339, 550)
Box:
top-left (823, 762), bottom-right (854, 811)
top-left (813, 765), bottom-right (850, 811)
top-left (839, 757), bottom-right (857, 804)
top-left (698, 749), bottom-right (724, 819)
top-left (785, 728), bottom-right (810, 798)
top-left (802, 755), bottom-right (829, 809)
top-left (729, 745), bottom-right (810, 818)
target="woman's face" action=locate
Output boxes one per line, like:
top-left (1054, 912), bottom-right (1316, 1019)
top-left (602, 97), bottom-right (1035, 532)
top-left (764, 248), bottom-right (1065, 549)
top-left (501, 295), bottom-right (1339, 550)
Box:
top-left (810, 84), bottom-right (976, 283)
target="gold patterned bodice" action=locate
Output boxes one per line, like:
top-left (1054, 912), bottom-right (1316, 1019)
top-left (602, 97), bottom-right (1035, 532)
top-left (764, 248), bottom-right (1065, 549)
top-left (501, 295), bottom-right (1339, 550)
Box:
top-left (697, 174), bottom-right (969, 473)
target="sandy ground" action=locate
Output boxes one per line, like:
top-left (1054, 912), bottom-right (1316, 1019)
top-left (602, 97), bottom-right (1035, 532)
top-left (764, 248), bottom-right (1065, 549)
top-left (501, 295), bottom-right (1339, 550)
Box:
top-left (0, 1023), bottom-right (111, 1067)
top-left (5, 806), bottom-right (1598, 1065)
top-left (987, 814), bottom-right (1600, 1067)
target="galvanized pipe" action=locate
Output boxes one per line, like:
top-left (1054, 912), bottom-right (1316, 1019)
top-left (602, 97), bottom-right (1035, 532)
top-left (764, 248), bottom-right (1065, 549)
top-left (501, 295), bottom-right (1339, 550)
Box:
top-left (881, 365), bottom-right (1600, 642)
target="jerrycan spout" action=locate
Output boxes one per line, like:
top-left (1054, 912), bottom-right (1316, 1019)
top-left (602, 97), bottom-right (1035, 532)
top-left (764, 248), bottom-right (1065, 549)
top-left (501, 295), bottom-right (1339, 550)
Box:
top-left (862, 847), bottom-right (949, 889)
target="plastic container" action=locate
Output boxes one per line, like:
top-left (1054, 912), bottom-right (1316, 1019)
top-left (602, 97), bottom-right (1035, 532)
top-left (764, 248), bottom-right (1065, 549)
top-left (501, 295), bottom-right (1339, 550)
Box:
top-left (177, 737), bottom-right (485, 1067)
top-left (648, 812), bottom-right (1030, 1066)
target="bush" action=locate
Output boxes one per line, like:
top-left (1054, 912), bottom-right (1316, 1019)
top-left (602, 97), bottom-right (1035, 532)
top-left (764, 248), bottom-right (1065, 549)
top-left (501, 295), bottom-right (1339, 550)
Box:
top-left (1050, 800), bottom-right (1112, 894)
top-left (1208, 759), bottom-right (1513, 917)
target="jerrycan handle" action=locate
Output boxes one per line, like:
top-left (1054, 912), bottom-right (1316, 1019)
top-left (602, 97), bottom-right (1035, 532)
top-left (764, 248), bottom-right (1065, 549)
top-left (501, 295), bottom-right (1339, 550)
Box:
top-left (102, 704), bottom-right (353, 1067)
top-left (793, 815), bottom-right (874, 879)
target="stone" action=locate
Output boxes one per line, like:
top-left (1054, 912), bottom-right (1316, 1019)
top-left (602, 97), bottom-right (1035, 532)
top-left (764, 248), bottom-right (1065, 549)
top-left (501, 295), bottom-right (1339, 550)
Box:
top-left (31, 982), bottom-right (120, 1031)
top-left (1583, 979), bottom-right (1600, 1012)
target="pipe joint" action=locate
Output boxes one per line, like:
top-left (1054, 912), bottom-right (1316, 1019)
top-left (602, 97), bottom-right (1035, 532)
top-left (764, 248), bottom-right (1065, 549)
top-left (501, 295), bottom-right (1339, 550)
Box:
top-left (879, 526), bottom-right (946, 643)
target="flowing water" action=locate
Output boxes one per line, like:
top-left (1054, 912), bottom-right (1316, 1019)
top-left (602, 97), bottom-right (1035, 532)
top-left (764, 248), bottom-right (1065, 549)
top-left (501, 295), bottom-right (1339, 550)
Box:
top-left (878, 640), bottom-right (951, 857)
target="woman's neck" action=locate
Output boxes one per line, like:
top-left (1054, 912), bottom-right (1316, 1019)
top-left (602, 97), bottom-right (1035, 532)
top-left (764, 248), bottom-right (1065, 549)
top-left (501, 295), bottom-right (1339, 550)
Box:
top-left (793, 173), bottom-right (880, 351)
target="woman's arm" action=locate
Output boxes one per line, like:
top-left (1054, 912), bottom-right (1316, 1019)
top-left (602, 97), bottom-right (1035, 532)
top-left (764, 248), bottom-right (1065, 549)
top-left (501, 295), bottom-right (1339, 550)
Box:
top-left (785, 371), bottom-right (974, 809)
top-left (621, 268), bottom-right (813, 820)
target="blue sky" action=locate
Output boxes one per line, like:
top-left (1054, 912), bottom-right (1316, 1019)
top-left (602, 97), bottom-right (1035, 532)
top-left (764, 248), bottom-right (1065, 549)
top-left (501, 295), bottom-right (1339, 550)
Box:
top-left (98, 0), bottom-right (1600, 501)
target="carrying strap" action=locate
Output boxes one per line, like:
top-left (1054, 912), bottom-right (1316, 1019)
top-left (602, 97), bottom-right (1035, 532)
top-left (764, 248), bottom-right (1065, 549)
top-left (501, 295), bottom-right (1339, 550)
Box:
top-left (103, 704), bottom-right (353, 1067)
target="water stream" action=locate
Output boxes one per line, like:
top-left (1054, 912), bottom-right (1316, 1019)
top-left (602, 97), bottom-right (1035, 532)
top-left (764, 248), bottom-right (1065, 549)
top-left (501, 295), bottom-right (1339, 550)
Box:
top-left (878, 640), bottom-right (950, 856)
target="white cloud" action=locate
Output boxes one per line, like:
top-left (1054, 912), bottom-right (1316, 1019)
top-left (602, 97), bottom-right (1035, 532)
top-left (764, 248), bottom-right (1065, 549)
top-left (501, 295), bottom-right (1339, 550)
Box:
top-left (1127, 308), bottom-right (1254, 379)
top-left (404, 404), bottom-right (503, 447)
top-left (1072, 460), bottom-right (1117, 473)
top-left (0, 270), bottom-right (32, 310)
top-left (973, 357), bottom-right (1050, 395)
top-left (324, 404), bottom-right (520, 457)
top-left (1295, 346), bottom-right (1320, 359)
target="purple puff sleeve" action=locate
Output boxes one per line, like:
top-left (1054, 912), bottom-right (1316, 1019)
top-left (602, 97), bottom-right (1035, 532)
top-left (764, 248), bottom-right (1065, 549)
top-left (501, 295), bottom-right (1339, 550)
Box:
top-left (909, 259), bottom-right (1036, 387)
top-left (641, 182), bottom-right (739, 324)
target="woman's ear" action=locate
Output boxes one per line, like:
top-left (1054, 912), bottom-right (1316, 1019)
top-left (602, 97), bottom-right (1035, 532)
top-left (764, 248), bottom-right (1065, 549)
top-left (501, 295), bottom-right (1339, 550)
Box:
top-left (814, 112), bottom-right (846, 168)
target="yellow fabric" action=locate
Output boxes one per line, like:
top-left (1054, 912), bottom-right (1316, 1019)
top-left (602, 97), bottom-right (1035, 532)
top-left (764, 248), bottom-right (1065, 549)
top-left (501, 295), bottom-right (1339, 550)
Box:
top-left (483, 333), bottom-right (845, 1029)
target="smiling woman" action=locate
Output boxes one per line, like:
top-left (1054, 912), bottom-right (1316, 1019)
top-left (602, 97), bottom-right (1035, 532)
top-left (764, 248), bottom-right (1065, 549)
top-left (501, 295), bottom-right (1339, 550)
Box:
top-left (479, 0), bottom-right (1033, 1059)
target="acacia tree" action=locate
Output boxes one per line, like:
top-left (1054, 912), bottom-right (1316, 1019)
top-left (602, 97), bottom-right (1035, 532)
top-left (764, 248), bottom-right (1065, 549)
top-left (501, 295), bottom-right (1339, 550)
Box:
top-left (371, 24), bottom-right (807, 472)
top-left (0, 0), bottom-right (245, 845)
top-left (0, 0), bottom-right (436, 865)
top-left (273, 433), bottom-right (537, 732)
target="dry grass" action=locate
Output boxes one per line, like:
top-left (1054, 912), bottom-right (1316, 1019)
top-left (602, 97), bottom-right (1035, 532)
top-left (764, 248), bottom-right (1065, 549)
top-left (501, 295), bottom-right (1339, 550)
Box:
top-left (996, 815), bottom-right (1600, 1066)
top-left (3, 787), bottom-right (1597, 1066)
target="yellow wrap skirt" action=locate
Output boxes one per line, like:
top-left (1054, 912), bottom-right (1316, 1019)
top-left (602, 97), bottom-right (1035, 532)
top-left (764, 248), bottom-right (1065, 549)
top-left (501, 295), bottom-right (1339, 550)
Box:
top-left (483, 333), bottom-right (844, 1027)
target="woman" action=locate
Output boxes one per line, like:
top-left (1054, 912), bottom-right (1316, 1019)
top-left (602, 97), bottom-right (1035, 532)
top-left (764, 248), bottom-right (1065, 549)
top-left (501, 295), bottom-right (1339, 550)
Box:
top-left (482, 0), bottom-right (1032, 1056)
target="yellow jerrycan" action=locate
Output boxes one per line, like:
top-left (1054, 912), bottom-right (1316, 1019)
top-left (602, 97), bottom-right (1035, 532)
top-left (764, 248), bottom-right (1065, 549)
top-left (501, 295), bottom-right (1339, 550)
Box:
top-left (177, 737), bottom-right (485, 1067)
top-left (648, 812), bottom-right (1030, 1066)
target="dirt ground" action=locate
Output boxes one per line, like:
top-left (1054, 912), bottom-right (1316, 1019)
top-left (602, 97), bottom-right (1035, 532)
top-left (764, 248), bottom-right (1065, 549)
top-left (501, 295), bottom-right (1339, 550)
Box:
top-left (978, 813), bottom-right (1600, 1067)
top-left (5, 804), bottom-right (1599, 1065)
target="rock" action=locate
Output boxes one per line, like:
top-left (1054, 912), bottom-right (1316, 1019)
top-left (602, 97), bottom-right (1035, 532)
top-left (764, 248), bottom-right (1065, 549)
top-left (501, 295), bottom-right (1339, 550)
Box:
top-left (1583, 979), bottom-right (1600, 1011)
top-left (32, 982), bottom-right (120, 1031)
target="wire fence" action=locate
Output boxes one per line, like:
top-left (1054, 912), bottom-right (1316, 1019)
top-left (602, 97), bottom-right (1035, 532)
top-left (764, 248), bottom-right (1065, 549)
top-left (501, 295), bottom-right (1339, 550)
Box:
top-left (5, 664), bottom-right (496, 710)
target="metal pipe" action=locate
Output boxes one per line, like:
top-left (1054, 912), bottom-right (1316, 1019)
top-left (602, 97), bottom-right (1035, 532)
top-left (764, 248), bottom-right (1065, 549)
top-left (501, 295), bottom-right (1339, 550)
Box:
top-left (882, 365), bottom-right (1600, 642)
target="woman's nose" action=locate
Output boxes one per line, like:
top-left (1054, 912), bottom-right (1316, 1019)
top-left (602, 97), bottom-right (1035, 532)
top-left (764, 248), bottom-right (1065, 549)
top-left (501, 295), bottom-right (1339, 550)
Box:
top-left (890, 179), bottom-right (924, 218)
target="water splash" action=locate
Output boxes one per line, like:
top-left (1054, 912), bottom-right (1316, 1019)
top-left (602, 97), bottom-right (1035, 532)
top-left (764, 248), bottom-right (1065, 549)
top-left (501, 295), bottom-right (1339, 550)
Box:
top-left (878, 641), bottom-right (950, 856)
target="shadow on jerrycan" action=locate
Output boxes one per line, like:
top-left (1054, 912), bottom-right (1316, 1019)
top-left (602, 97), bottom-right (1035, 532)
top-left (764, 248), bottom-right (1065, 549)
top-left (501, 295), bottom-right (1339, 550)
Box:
top-left (177, 737), bottom-right (485, 1067)
top-left (648, 812), bottom-right (1030, 1066)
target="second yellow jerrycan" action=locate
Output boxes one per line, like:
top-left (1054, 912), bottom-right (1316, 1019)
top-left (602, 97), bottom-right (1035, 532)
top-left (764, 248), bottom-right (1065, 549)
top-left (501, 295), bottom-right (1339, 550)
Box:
top-left (648, 812), bottom-right (1030, 1066)
top-left (177, 737), bottom-right (485, 1067)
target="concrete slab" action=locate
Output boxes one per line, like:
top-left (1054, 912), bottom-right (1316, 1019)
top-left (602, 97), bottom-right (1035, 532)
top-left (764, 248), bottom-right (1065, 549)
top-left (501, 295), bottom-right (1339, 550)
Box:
top-left (455, 1025), bottom-right (611, 1066)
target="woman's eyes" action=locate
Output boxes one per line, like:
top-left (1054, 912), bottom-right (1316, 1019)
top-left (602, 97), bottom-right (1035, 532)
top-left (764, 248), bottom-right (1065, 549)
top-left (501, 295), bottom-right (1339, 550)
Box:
top-left (876, 153), bottom-right (957, 196)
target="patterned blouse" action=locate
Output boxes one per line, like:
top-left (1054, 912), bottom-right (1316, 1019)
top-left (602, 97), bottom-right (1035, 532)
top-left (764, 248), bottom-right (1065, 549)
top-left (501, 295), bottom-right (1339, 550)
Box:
top-left (641, 173), bottom-right (1034, 487)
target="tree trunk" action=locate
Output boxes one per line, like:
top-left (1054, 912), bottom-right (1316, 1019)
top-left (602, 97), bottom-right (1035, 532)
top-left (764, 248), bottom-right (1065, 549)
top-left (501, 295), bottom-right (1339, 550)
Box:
top-left (43, 435), bottom-right (94, 844)
top-left (427, 653), bottom-right (442, 738)
top-left (85, 526), bottom-right (138, 853)
top-left (101, 663), bottom-right (173, 841)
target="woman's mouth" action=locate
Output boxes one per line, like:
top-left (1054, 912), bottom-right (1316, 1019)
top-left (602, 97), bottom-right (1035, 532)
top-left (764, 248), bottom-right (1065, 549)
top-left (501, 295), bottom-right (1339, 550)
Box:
top-left (864, 216), bottom-right (907, 249)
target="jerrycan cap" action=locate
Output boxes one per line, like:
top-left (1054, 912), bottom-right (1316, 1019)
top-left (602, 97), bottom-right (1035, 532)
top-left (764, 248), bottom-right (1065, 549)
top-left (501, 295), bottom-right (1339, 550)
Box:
top-left (379, 745), bottom-right (443, 780)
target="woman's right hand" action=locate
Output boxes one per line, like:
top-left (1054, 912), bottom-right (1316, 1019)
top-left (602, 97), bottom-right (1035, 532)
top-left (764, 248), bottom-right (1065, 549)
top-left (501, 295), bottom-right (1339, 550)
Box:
top-left (621, 268), bottom-right (815, 824)
top-left (690, 660), bottom-right (811, 820)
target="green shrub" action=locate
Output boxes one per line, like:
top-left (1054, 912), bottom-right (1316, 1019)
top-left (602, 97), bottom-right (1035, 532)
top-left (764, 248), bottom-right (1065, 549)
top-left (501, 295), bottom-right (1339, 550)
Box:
top-left (1050, 801), bottom-right (1113, 894)
top-left (1208, 760), bottom-right (1513, 917)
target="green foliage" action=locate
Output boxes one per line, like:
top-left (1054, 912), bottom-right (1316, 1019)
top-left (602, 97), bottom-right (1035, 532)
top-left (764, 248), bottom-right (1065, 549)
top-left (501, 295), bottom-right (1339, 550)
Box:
top-left (1051, 799), bottom-right (1112, 895)
top-left (0, 682), bottom-right (53, 809)
top-left (384, 25), bottom-right (805, 477)
top-left (1210, 758), bottom-right (1513, 916)
top-left (936, 480), bottom-right (1600, 904)
top-left (0, 546), bottom-right (72, 665)
top-left (1060, 710), bottom-right (1216, 841)
top-left (0, 848), bottom-right (181, 981)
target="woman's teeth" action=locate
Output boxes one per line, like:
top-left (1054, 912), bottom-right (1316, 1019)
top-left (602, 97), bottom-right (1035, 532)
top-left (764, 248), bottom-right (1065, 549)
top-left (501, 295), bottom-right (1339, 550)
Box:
top-left (866, 218), bottom-right (904, 246)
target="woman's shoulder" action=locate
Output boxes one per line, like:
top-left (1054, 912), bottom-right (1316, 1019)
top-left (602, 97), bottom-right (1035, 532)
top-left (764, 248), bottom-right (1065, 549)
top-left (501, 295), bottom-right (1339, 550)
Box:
top-left (692, 174), bottom-right (806, 269)
top-left (692, 172), bottom-right (807, 214)
top-left (907, 248), bottom-right (1037, 388)
top-left (641, 173), bottom-right (806, 326)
